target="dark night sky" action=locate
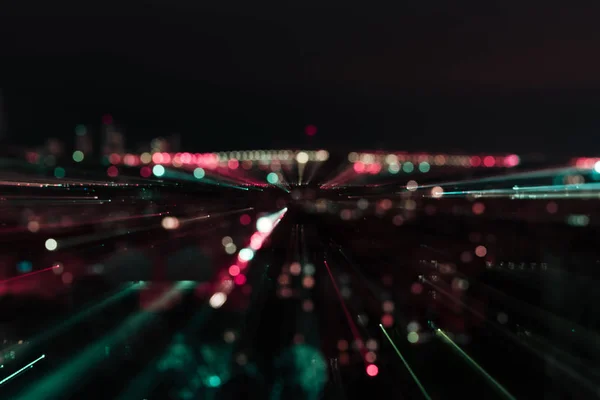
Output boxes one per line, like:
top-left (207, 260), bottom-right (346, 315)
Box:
top-left (2, 1), bottom-right (600, 154)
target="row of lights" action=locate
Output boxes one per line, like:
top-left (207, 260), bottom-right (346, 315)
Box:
top-left (348, 152), bottom-right (520, 170)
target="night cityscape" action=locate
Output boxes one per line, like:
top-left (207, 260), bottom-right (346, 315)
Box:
top-left (1, 2), bottom-right (600, 399)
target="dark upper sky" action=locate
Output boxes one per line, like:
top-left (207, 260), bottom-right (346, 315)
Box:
top-left (2, 1), bottom-right (600, 155)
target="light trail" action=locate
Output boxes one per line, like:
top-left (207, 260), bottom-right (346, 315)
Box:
top-left (0, 354), bottom-right (46, 386)
top-left (379, 324), bottom-right (432, 400)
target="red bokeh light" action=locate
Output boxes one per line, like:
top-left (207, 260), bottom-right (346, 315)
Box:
top-left (470, 156), bottom-right (481, 167)
top-left (483, 156), bottom-right (496, 167)
top-left (228, 159), bottom-right (239, 169)
top-left (234, 274), bottom-right (247, 285)
top-left (240, 214), bottom-right (251, 225)
top-left (305, 125), bottom-right (317, 136)
top-left (381, 314), bottom-right (394, 327)
top-left (366, 364), bottom-right (379, 377)
top-left (109, 153), bottom-right (121, 164)
top-left (107, 166), bottom-right (119, 178)
top-left (229, 265), bottom-right (241, 276)
top-left (140, 166), bottom-right (152, 178)
top-left (353, 161), bottom-right (365, 173)
top-left (504, 154), bottom-right (520, 167)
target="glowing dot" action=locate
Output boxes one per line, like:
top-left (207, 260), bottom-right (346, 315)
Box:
top-left (209, 292), bottom-right (227, 309)
top-left (356, 199), bottom-right (369, 210)
top-left (27, 221), bottom-right (40, 232)
top-left (238, 248), bottom-right (254, 262)
top-left (53, 263), bottom-right (64, 275)
top-left (383, 301), bottom-right (394, 313)
top-left (228, 159), bottom-right (239, 169)
top-left (366, 339), bottom-right (378, 351)
top-left (483, 156), bottom-right (496, 167)
top-left (207, 375), bottom-right (221, 387)
top-left (419, 162), bottom-right (430, 173)
top-left (72, 151), bottom-right (84, 162)
top-left (256, 217), bottom-right (273, 233)
top-left (240, 214), bottom-right (251, 225)
top-left (302, 275), bottom-right (315, 289)
top-left (407, 321), bottom-right (420, 332)
top-left (54, 167), bottom-right (66, 178)
top-left (140, 152), bottom-right (152, 164)
top-left (267, 172), bottom-right (279, 184)
top-left (193, 168), bottom-right (205, 179)
top-left (161, 216), bottom-right (179, 230)
top-left (431, 186), bottom-right (444, 198)
top-left (62, 272), bottom-right (73, 285)
top-left (296, 152), bottom-right (309, 164)
top-left (109, 153), bottom-right (121, 164)
top-left (152, 165), bottom-right (165, 177)
top-left (353, 161), bottom-right (365, 173)
top-left (411, 282), bottom-right (423, 294)
top-left (16, 261), bottom-right (32, 273)
top-left (392, 215), bottom-right (404, 226)
top-left (299, 299), bottom-right (313, 313)
top-left (75, 124), bottom-right (87, 136)
top-left (407, 332), bottom-right (419, 343)
top-left (225, 243), bottom-right (237, 254)
top-left (229, 265), bottom-right (240, 276)
top-left (472, 202), bottom-right (485, 215)
top-left (305, 125), bottom-right (317, 136)
top-left (234, 274), bottom-right (246, 285)
top-left (402, 162), bottom-right (414, 173)
top-left (45, 238), bottom-right (58, 251)
top-left (221, 236), bottom-right (233, 246)
top-left (140, 167), bottom-right (151, 178)
top-left (107, 166), bottom-right (118, 178)
top-left (406, 180), bottom-right (418, 191)
top-left (289, 262), bottom-right (301, 276)
top-left (497, 312), bottom-right (509, 324)
top-left (546, 202), bottom-right (558, 214)
top-left (365, 352), bottom-right (377, 363)
top-left (388, 163), bottom-right (400, 174)
top-left (475, 245), bottom-right (487, 257)
top-left (504, 154), bottom-right (520, 167)
top-left (304, 263), bottom-right (315, 275)
top-left (366, 364), bottom-right (379, 377)
top-left (315, 150), bottom-right (329, 161)
top-left (223, 331), bottom-right (236, 343)
top-left (381, 314), bottom-right (394, 327)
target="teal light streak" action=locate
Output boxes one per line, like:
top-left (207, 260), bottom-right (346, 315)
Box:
top-left (417, 166), bottom-right (582, 190)
top-left (0, 354), bottom-right (45, 386)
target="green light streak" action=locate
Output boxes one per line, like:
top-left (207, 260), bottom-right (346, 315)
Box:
top-left (436, 329), bottom-right (516, 400)
top-left (0, 354), bottom-right (45, 386)
top-left (15, 282), bottom-right (191, 400)
top-left (8, 284), bottom-right (140, 363)
top-left (379, 324), bottom-right (432, 400)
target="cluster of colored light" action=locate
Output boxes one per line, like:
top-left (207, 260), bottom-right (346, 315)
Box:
top-left (208, 208), bottom-right (287, 310)
top-left (348, 152), bottom-right (520, 174)
top-left (573, 157), bottom-right (600, 171)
